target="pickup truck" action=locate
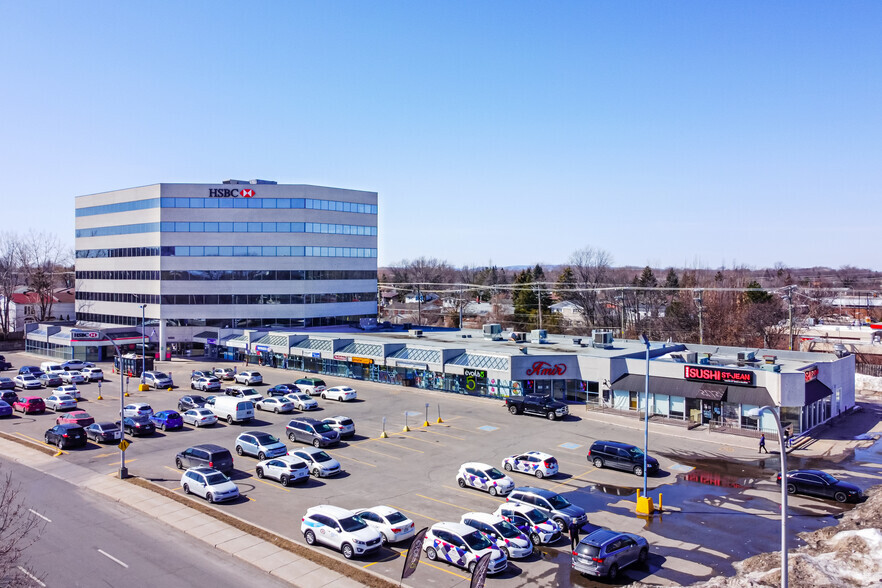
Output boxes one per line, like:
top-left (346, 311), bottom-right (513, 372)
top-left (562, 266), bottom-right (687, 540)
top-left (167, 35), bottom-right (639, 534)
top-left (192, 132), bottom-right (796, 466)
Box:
top-left (505, 394), bottom-right (568, 420)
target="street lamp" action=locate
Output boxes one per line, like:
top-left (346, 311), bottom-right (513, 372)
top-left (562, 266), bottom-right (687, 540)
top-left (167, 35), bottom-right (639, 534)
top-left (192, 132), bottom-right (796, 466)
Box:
top-left (97, 332), bottom-right (127, 478)
top-left (746, 406), bottom-right (788, 588)
top-left (139, 304), bottom-right (147, 384)
top-left (639, 332), bottom-right (651, 496)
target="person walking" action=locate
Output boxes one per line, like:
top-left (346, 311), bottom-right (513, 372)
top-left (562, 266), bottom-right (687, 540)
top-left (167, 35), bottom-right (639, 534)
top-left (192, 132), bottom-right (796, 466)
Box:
top-left (759, 433), bottom-right (768, 453)
top-left (569, 521), bottom-right (581, 551)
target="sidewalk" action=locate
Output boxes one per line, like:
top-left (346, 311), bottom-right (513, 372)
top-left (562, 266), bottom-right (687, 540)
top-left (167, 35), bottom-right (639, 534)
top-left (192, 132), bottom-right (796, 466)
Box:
top-left (0, 437), bottom-right (367, 588)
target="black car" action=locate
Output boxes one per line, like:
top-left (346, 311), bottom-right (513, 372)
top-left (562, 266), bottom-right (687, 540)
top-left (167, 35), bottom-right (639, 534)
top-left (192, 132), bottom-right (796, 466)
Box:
top-left (118, 416), bottom-right (156, 436)
top-left (0, 354), bottom-right (11, 371)
top-left (178, 395), bottom-right (208, 411)
top-left (44, 424), bottom-right (87, 449)
top-left (777, 470), bottom-right (863, 503)
top-left (0, 390), bottom-right (18, 404)
top-left (85, 422), bottom-right (122, 443)
top-left (18, 366), bottom-right (41, 375)
top-left (588, 440), bottom-right (659, 477)
top-left (267, 383), bottom-right (299, 397)
top-left (175, 444), bottom-right (234, 473)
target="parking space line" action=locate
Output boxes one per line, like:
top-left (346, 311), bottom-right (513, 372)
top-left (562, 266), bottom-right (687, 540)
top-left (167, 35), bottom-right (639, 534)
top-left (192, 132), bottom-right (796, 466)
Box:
top-left (387, 505), bottom-right (440, 523)
top-left (93, 452), bottom-right (115, 458)
top-left (363, 551), bottom-right (402, 568)
top-left (416, 494), bottom-right (472, 511)
top-left (384, 432), bottom-right (442, 446)
top-left (548, 468), bottom-right (596, 492)
top-left (109, 458), bottom-right (137, 465)
top-left (420, 560), bottom-right (470, 580)
top-left (325, 451), bottom-right (377, 468)
top-left (14, 432), bottom-right (67, 453)
top-left (413, 428), bottom-right (465, 441)
top-left (255, 478), bottom-right (290, 492)
top-left (441, 485), bottom-right (505, 504)
top-left (164, 465), bottom-right (181, 474)
top-left (364, 437), bottom-right (425, 453)
top-left (345, 443), bottom-right (402, 460)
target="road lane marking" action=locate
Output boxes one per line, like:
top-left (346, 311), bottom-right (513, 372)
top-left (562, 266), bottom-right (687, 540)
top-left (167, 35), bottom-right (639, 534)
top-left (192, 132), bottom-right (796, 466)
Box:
top-left (164, 465), bottom-right (181, 474)
top-left (548, 468), bottom-right (596, 492)
top-left (383, 432), bottom-right (440, 446)
top-left (325, 451), bottom-right (377, 467)
top-left (28, 509), bottom-right (51, 523)
top-left (387, 505), bottom-right (440, 523)
top-left (441, 485), bottom-right (505, 504)
top-left (414, 428), bottom-right (464, 441)
top-left (14, 432), bottom-right (67, 453)
top-left (98, 549), bottom-right (129, 568)
top-left (256, 478), bottom-right (290, 492)
top-left (416, 494), bottom-right (471, 511)
top-left (363, 551), bottom-right (403, 568)
top-left (17, 566), bottom-right (45, 587)
top-left (346, 443), bottom-right (401, 460)
top-left (420, 560), bottom-right (470, 580)
top-left (93, 452), bottom-right (115, 458)
top-left (363, 437), bottom-right (425, 453)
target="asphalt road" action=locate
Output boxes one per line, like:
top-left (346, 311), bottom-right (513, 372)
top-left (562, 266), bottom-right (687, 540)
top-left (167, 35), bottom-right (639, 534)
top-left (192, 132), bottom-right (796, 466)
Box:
top-left (2, 457), bottom-right (294, 588)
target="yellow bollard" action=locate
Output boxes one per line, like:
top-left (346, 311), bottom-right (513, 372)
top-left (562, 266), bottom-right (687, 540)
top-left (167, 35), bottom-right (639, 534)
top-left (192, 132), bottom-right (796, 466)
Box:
top-left (423, 420), bottom-right (431, 427)
top-left (54, 449), bottom-right (62, 457)
top-left (402, 424), bottom-right (410, 432)
top-left (380, 430), bottom-right (389, 438)
top-left (658, 493), bottom-right (663, 512)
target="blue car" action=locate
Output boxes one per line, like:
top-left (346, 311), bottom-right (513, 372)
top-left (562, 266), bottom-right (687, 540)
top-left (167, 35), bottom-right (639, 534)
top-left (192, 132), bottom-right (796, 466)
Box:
top-left (150, 410), bottom-right (184, 431)
top-left (267, 383), bottom-right (299, 397)
top-left (0, 400), bottom-right (12, 417)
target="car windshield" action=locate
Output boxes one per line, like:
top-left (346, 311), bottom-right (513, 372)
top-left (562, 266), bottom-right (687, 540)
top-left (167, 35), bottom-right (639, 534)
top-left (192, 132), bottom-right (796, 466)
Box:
top-left (385, 511), bottom-right (407, 524)
top-left (294, 394), bottom-right (310, 401)
top-left (547, 494), bottom-right (572, 509)
top-left (463, 530), bottom-right (492, 550)
top-left (627, 447), bottom-right (645, 459)
top-left (166, 412), bottom-right (180, 419)
top-left (485, 468), bottom-right (506, 480)
top-left (75, 413), bottom-right (92, 419)
top-left (312, 451), bottom-right (332, 463)
top-left (339, 516), bottom-right (367, 532)
top-left (819, 472), bottom-right (839, 484)
top-left (196, 409), bottom-right (212, 416)
top-left (495, 520), bottom-right (521, 538)
top-left (205, 473), bottom-right (229, 485)
top-left (153, 372), bottom-right (169, 379)
top-left (190, 395), bottom-right (206, 403)
top-left (314, 423), bottom-right (333, 434)
top-left (253, 433), bottom-right (279, 445)
top-left (524, 508), bottom-right (550, 524)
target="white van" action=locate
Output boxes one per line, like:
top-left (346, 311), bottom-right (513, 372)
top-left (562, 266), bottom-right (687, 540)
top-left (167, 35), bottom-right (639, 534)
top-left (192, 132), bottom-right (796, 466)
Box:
top-left (211, 397), bottom-right (254, 425)
top-left (40, 362), bottom-right (64, 375)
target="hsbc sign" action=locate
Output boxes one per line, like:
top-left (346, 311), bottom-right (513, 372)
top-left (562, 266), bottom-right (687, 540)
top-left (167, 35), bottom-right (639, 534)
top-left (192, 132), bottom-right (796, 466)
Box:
top-left (208, 188), bottom-right (255, 198)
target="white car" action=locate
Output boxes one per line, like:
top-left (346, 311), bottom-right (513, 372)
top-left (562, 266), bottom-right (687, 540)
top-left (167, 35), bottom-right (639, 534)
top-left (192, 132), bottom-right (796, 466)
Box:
top-left (45, 394), bottom-right (77, 411)
top-left (191, 377), bottom-right (221, 392)
top-left (225, 387), bottom-right (263, 404)
top-left (283, 392), bottom-right (318, 411)
top-left (122, 402), bottom-right (154, 418)
top-left (80, 367), bottom-right (104, 382)
top-left (353, 506), bottom-right (416, 545)
top-left (13, 374), bottom-right (42, 390)
top-left (461, 512), bottom-right (533, 559)
top-left (182, 408), bottom-right (218, 427)
top-left (323, 416), bottom-right (356, 438)
top-left (502, 451), bottom-right (559, 479)
top-left (322, 386), bottom-right (357, 402)
top-left (493, 503), bottom-right (561, 546)
top-left (255, 455), bottom-right (310, 486)
top-left (181, 467), bottom-right (240, 503)
top-left (289, 447), bottom-right (343, 478)
top-left (62, 360), bottom-right (87, 371)
top-left (301, 505), bottom-right (383, 559)
top-left (255, 397), bottom-right (294, 414)
top-left (424, 522), bottom-right (508, 575)
top-left (56, 385), bottom-right (80, 400)
top-left (457, 462), bottom-right (515, 496)
top-left (143, 371), bottom-right (173, 389)
top-left (234, 371), bottom-right (263, 385)
top-left (59, 371), bottom-right (86, 385)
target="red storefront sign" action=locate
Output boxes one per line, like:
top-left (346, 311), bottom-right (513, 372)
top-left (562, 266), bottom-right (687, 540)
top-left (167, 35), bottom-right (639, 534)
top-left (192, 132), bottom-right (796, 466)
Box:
top-left (684, 365), bottom-right (754, 386)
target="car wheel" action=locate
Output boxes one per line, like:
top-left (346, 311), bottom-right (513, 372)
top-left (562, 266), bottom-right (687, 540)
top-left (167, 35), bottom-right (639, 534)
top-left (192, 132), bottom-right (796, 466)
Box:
top-left (608, 563), bottom-right (619, 580)
top-left (288, 433), bottom-right (297, 442)
top-left (304, 530), bottom-right (316, 545)
top-left (834, 491), bottom-right (849, 503)
top-left (554, 518), bottom-right (568, 532)
top-left (341, 543), bottom-right (354, 559)
top-left (593, 457), bottom-right (604, 469)
top-left (56, 439), bottom-right (63, 448)
top-left (312, 439), bottom-right (321, 448)
top-left (426, 547), bottom-right (437, 561)
top-left (280, 475), bottom-right (290, 487)
top-left (161, 423), bottom-right (166, 431)
top-left (468, 560), bottom-right (477, 573)
top-left (182, 483), bottom-right (190, 494)
top-left (274, 408), bottom-right (279, 414)
top-left (638, 547), bottom-right (649, 565)
top-left (236, 446), bottom-right (244, 456)
top-left (227, 415), bottom-right (233, 424)
top-left (321, 393), bottom-right (327, 400)
top-left (509, 405), bottom-right (519, 415)
top-left (380, 533), bottom-right (389, 546)
top-left (504, 463), bottom-right (513, 471)
top-left (257, 452), bottom-right (266, 461)
top-left (787, 483), bottom-right (797, 495)
top-left (311, 467), bottom-right (321, 478)
top-left (489, 486), bottom-right (498, 496)
top-left (500, 546), bottom-right (510, 558)
top-left (44, 435), bottom-right (50, 444)
top-left (206, 493), bottom-right (214, 504)
top-left (176, 458), bottom-right (183, 470)
top-left (546, 411), bottom-right (556, 420)
top-left (458, 478), bottom-right (466, 488)
top-left (194, 421), bottom-right (200, 428)
top-left (530, 532), bottom-right (541, 545)
top-left (535, 470), bottom-right (544, 479)
top-left (634, 465), bottom-right (644, 477)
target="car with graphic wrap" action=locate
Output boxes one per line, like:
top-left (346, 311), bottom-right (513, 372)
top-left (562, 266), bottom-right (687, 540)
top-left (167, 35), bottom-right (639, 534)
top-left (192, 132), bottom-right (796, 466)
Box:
top-left (456, 462), bottom-right (515, 496)
top-left (300, 505), bottom-right (383, 559)
top-left (493, 503), bottom-right (561, 546)
top-left (353, 506), bottom-right (416, 545)
top-left (502, 451), bottom-right (559, 479)
top-left (423, 522), bottom-right (508, 574)
top-left (461, 512), bottom-right (533, 559)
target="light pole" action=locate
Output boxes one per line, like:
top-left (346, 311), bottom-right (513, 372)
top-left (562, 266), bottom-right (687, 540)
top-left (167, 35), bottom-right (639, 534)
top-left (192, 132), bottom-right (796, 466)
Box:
top-left (747, 406), bottom-right (788, 588)
top-left (694, 289), bottom-right (704, 345)
top-left (639, 333), bottom-right (651, 496)
top-left (139, 304), bottom-right (147, 384)
top-left (95, 332), bottom-right (127, 478)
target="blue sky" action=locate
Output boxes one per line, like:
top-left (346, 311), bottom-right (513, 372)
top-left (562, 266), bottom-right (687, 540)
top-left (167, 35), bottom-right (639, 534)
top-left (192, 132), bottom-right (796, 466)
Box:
top-left (2, 1), bottom-right (880, 270)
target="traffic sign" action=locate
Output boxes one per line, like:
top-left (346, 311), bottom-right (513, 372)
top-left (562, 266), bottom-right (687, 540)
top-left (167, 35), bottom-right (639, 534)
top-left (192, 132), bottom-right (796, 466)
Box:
top-left (118, 439), bottom-right (131, 452)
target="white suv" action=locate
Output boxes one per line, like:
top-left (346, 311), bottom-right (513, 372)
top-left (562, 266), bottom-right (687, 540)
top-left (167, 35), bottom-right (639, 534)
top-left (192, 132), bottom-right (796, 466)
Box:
top-left (456, 462), bottom-right (515, 496)
top-left (502, 451), bottom-right (559, 479)
top-left (181, 467), bottom-right (240, 503)
top-left (323, 416), bottom-right (356, 438)
top-left (461, 512), bottom-right (533, 559)
top-left (301, 505), bottom-right (383, 559)
top-left (255, 456), bottom-right (309, 486)
top-left (234, 371), bottom-right (263, 385)
top-left (424, 522), bottom-right (508, 574)
top-left (80, 367), bottom-right (104, 382)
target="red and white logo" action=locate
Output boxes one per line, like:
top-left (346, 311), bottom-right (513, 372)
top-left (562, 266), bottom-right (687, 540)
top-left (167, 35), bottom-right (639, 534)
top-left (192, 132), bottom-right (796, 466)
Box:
top-left (240, 188), bottom-right (255, 198)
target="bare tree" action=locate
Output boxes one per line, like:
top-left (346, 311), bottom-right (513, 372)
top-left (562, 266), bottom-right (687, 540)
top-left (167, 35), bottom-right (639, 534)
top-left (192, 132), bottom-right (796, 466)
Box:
top-left (19, 231), bottom-right (68, 321)
top-left (0, 234), bottom-right (22, 338)
top-left (564, 246), bottom-right (613, 327)
top-left (0, 465), bottom-right (45, 586)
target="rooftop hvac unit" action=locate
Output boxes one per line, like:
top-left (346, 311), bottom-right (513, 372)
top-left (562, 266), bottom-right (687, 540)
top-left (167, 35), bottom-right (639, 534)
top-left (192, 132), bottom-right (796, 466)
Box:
top-left (761, 363), bottom-right (782, 372)
top-left (592, 330), bottom-right (614, 348)
top-left (510, 332), bottom-right (527, 342)
top-left (572, 338), bottom-right (582, 346)
top-left (684, 352), bottom-right (698, 364)
top-left (530, 329), bottom-right (548, 343)
top-left (763, 355), bottom-right (777, 364)
top-left (737, 351), bottom-right (757, 362)
top-left (670, 354), bottom-right (684, 363)
top-left (408, 329), bottom-right (423, 338)
top-left (483, 323), bottom-right (503, 341)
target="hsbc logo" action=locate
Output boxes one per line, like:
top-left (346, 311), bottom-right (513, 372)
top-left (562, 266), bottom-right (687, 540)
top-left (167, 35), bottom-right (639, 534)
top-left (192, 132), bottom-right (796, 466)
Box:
top-left (208, 188), bottom-right (256, 198)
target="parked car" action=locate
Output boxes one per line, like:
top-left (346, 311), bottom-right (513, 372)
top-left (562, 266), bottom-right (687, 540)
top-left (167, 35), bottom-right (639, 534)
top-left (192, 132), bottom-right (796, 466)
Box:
top-left (0, 354), bottom-right (11, 371)
top-left (502, 451), bottom-right (559, 479)
top-left (506, 487), bottom-right (587, 532)
top-left (150, 410), bottom-right (184, 430)
top-left (56, 385), bottom-right (80, 400)
top-left (354, 506), bottom-right (416, 545)
top-left (286, 417), bottom-right (340, 447)
top-left (80, 367), bottom-right (104, 382)
top-left (505, 394), bottom-right (568, 420)
top-left (457, 462), bottom-right (515, 496)
top-left (0, 390), bottom-right (19, 404)
top-left (322, 386), bottom-right (357, 402)
top-left (255, 455), bottom-right (310, 486)
top-left (210, 397), bottom-right (254, 424)
top-left (178, 395), bottom-right (208, 411)
top-left (190, 370), bottom-right (213, 380)
top-left (255, 397), bottom-right (294, 413)
top-left (235, 431), bottom-right (287, 460)
top-left (301, 505), bottom-right (383, 559)
top-left (143, 371), bottom-right (173, 389)
top-left (38, 373), bottom-right (63, 388)
top-left (118, 416), bottom-right (155, 436)
top-left (13, 374), bottom-right (42, 390)
top-left (267, 383), bottom-right (299, 397)
top-left (776, 469), bottom-right (863, 503)
top-left (181, 467), bottom-right (239, 503)
top-left (0, 377), bottom-right (15, 391)
top-left (213, 367), bottom-right (236, 380)
top-left (45, 394), bottom-right (78, 411)
top-left (61, 360), bottom-right (87, 371)
top-left (588, 440), bottom-right (659, 477)
top-left (0, 400), bottom-right (12, 418)
top-left (85, 422), bottom-right (122, 443)
top-left (13, 396), bottom-right (45, 414)
top-left (56, 411), bottom-right (95, 427)
top-left (424, 522), bottom-right (508, 574)
top-left (223, 386), bottom-right (262, 403)
top-left (44, 424), bottom-right (87, 449)
top-left (17, 366), bottom-right (41, 375)
top-left (234, 371), bottom-right (263, 385)
top-left (322, 416), bottom-right (355, 439)
top-left (572, 529), bottom-right (649, 580)
top-left (190, 377), bottom-right (221, 392)
top-left (58, 371), bottom-right (86, 385)
top-left (493, 503), bottom-right (561, 546)
top-left (284, 392), bottom-right (318, 411)
top-left (461, 511), bottom-right (533, 559)
top-left (182, 408), bottom-right (218, 427)
top-left (294, 377), bottom-right (326, 396)
top-left (289, 447), bottom-right (342, 478)
top-left (175, 444), bottom-right (234, 473)
top-left (122, 403), bottom-right (153, 418)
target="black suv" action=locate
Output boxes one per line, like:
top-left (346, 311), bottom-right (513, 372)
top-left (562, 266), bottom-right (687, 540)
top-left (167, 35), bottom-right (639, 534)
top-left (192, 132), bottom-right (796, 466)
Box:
top-left (286, 418), bottom-right (340, 448)
top-left (44, 424), bottom-right (87, 449)
top-left (175, 443), bottom-right (234, 473)
top-left (588, 440), bottom-right (659, 477)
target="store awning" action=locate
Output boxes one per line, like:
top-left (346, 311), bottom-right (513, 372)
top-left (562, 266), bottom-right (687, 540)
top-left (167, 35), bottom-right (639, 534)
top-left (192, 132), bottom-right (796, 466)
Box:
top-left (805, 380), bottom-right (833, 404)
top-left (611, 374), bottom-right (773, 406)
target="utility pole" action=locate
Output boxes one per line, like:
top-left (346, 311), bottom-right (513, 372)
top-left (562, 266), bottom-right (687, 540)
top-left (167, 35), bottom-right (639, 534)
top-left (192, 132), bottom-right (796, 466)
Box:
top-left (417, 285), bottom-right (422, 327)
top-left (537, 285), bottom-right (542, 331)
top-left (619, 288), bottom-right (626, 338)
top-left (694, 289), bottom-right (704, 345)
top-left (785, 286), bottom-right (795, 351)
top-left (458, 286), bottom-right (463, 329)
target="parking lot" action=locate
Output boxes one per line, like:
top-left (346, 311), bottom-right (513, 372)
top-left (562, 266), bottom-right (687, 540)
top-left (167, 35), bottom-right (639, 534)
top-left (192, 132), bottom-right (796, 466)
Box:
top-left (0, 352), bottom-right (863, 587)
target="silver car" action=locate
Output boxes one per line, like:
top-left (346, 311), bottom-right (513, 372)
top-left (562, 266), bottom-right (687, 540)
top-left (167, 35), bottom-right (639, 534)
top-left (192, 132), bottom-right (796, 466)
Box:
top-left (572, 529), bottom-right (649, 580)
top-left (182, 408), bottom-right (218, 427)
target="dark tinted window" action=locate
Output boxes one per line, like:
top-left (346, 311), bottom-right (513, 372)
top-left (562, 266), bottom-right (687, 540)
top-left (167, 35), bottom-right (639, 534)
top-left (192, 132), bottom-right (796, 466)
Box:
top-left (576, 542), bottom-right (601, 557)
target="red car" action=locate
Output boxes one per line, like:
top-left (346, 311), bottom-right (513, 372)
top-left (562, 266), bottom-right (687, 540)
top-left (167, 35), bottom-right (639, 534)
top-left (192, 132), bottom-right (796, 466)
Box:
top-left (13, 396), bottom-right (45, 414)
top-left (56, 411), bottom-right (95, 427)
